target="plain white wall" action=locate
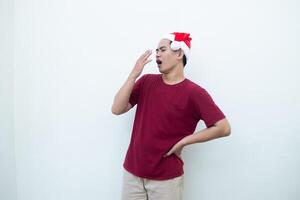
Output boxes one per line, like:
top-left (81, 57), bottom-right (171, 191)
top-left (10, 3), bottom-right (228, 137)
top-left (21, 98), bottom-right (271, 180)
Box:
top-left (2, 0), bottom-right (299, 199)
top-left (0, 0), bottom-right (17, 200)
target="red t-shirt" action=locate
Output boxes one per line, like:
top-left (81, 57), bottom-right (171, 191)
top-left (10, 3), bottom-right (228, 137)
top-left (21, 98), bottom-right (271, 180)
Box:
top-left (123, 73), bottom-right (225, 180)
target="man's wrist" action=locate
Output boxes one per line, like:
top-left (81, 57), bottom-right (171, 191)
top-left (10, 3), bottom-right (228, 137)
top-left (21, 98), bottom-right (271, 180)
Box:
top-left (127, 74), bottom-right (137, 82)
top-left (180, 137), bottom-right (188, 147)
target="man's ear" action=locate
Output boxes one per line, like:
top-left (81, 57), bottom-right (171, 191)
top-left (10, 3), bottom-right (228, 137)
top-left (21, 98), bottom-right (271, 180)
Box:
top-left (177, 49), bottom-right (184, 60)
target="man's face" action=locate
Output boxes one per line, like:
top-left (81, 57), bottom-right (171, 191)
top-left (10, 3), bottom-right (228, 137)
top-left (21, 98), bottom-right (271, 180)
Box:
top-left (155, 39), bottom-right (183, 73)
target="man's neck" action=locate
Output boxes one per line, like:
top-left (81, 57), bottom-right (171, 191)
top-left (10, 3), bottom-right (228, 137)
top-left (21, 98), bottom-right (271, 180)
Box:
top-left (162, 64), bottom-right (185, 85)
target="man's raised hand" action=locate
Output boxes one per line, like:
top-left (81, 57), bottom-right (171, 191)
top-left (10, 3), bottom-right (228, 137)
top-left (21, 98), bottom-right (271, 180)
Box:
top-left (129, 50), bottom-right (152, 79)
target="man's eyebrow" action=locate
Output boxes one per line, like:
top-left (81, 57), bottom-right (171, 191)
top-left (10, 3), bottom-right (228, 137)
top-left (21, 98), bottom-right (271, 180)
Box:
top-left (155, 46), bottom-right (167, 51)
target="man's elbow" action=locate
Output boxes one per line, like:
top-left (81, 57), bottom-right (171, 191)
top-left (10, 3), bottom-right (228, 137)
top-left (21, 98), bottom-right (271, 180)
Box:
top-left (214, 118), bottom-right (231, 137)
top-left (222, 124), bottom-right (231, 136)
top-left (111, 105), bottom-right (122, 115)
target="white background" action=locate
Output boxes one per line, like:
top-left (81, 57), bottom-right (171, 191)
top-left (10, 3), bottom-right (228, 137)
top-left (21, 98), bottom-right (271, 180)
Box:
top-left (1, 0), bottom-right (300, 199)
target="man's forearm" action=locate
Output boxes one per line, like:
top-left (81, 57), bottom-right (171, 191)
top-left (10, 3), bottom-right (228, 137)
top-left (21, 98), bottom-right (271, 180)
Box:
top-left (164, 120), bottom-right (231, 157)
top-left (111, 50), bottom-right (152, 115)
top-left (111, 75), bottom-right (136, 114)
top-left (181, 124), bottom-right (230, 146)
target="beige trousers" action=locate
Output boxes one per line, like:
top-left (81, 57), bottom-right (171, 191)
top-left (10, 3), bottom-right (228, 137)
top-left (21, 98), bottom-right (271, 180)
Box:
top-left (121, 169), bottom-right (184, 200)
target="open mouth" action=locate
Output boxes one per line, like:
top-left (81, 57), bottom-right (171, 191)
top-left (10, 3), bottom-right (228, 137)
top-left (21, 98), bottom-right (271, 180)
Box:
top-left (156, 60), bottom-right (162, 65)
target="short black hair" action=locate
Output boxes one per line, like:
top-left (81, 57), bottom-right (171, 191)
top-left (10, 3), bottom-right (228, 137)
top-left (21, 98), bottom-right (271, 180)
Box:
top-left (170, 41), bottom-right (187, 67)
top-left (183, 55), bottom-right (187, 67)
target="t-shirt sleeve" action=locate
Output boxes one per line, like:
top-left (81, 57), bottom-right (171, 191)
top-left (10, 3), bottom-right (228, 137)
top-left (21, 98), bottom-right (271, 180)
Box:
top-left (129, 74), bottom-right (148, 107)
top-left (191, 87), bottom-right (226, 128)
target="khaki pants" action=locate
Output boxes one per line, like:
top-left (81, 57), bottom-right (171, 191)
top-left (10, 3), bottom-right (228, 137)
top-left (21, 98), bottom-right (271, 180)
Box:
top-left (121, 169), bottom-right (184, 200)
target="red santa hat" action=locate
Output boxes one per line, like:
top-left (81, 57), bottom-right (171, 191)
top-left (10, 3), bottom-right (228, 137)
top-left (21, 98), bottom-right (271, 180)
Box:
top-left (162, 32), bottom-right (192, 60)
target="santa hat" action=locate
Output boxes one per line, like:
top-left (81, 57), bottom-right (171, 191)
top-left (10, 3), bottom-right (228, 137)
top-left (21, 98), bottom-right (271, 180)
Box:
top-left (162, 32), bottom-right (192, 60)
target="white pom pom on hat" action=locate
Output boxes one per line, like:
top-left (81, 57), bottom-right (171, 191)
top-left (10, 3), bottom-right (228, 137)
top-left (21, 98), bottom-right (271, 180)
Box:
top-left (162, 32), bottom-right (192, 60)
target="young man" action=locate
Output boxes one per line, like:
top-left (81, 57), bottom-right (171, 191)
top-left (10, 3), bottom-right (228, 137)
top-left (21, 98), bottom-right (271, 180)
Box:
top-left (111, 32), bottom-right (231, 200)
